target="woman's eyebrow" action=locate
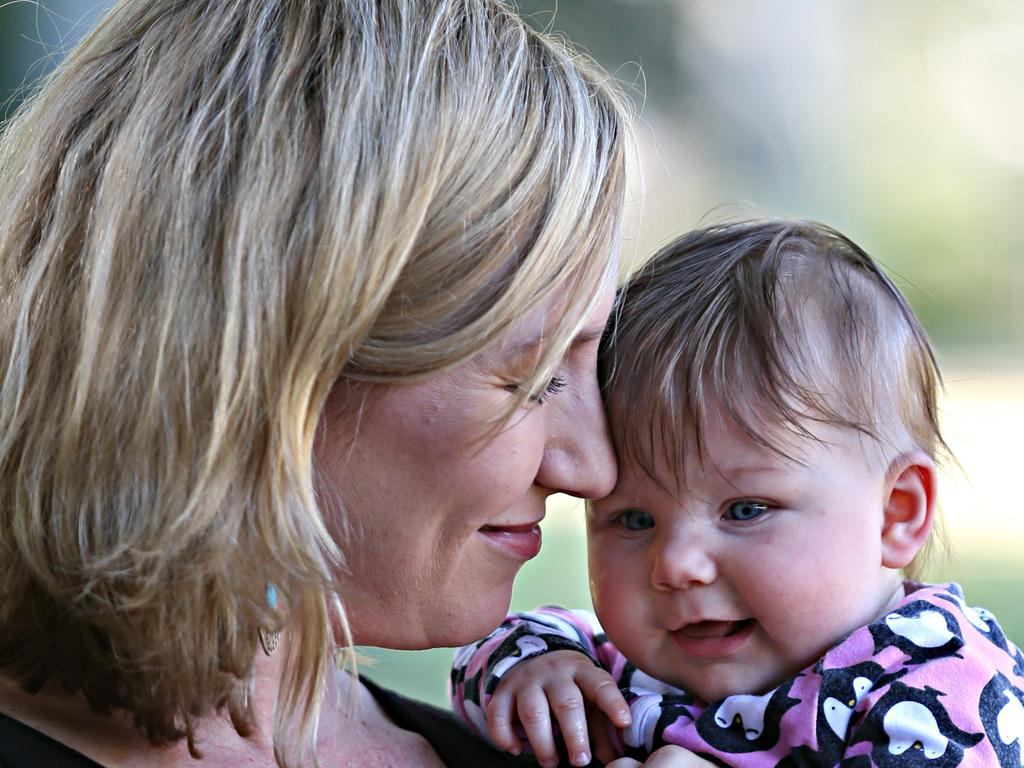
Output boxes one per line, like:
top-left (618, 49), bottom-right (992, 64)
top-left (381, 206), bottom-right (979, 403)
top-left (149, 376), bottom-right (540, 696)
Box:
top-left (572, 327), bottom-right (604, 346)
top-left (503, 335), bottom-right (545, 358)
top-left (501, 322), bottom-right (603, 360)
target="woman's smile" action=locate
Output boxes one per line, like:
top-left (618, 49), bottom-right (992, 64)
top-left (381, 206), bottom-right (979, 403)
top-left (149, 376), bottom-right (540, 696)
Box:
top-left (477, 522), bottom-right (544, 561)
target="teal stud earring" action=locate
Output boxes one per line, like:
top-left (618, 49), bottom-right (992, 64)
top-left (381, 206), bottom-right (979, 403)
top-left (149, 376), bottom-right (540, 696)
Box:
top-left (259, 584), bottom-right (281, 656)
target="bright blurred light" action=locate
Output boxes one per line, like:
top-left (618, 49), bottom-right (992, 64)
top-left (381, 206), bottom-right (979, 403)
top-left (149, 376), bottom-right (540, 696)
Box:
top-left (933, 23), bottom-right (1024, 171)
top-left (939, 368), bottom-right (1024, 558)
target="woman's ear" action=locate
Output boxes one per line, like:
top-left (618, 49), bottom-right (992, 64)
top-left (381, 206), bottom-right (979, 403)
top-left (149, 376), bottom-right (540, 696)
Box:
top-left (881, 451), bottom-right (937, 569)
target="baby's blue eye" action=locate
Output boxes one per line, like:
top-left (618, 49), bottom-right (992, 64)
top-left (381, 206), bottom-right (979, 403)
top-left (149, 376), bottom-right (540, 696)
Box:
top-left (727, 501), bottom-right (768, 521)
top-left (619, 509), bottom-right (655, 531)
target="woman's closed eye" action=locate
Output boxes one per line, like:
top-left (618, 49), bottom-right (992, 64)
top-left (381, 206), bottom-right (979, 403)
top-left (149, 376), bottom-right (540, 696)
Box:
top-left (616, 508), bottom-right (655, 531)
top-left (505, 375), bottom-right (566, 405)
top-left (724, 500), bottom-right (769, 522)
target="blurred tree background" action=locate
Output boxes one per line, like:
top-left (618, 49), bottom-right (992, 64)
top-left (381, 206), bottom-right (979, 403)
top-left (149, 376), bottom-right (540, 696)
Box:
top-left (3, 0), bottom-right (1022, 707)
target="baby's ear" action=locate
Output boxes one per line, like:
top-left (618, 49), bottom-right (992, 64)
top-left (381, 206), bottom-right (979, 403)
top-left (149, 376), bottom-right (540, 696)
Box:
top-left (880, 451), bottom-right (937, 569)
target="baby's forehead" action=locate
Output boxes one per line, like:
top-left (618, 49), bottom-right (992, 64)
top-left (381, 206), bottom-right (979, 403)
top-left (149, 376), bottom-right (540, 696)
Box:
top-left (609, 406), bottom-right (884, 497)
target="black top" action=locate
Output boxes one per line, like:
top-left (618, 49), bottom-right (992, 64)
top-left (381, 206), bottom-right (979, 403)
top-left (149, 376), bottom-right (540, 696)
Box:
top-left (0, 680), bottom-right (558, 767)
top-left (0, 712), bottom-right (103, 767)
top-left (360, 677), bottom-right (543, 767)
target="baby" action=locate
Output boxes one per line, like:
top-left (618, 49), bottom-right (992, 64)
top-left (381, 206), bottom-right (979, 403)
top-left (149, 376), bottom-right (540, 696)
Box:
top-left (451, 220), bottom-right (1024, 767)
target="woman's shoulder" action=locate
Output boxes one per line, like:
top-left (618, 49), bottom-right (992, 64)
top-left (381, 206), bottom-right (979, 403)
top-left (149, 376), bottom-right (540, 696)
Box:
top-left (0, 712), bottom-right (104, 768)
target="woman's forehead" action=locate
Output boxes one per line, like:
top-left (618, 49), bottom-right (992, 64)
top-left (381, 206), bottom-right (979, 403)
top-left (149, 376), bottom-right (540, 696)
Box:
top-left (494, 259), bottom-right (616, 359)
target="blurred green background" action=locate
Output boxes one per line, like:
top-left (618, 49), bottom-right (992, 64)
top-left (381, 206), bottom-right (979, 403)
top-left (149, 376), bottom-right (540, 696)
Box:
top-left (3, 0), bottom-right (1021, 708)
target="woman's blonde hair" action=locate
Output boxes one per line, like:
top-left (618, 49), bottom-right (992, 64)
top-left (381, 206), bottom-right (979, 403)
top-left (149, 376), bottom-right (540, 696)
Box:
top-left (0, 0), bottom-right (629, 763)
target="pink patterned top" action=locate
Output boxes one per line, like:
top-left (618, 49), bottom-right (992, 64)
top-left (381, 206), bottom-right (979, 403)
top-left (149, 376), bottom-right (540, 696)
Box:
top-left (451, 583), bottom-right (1024, 766)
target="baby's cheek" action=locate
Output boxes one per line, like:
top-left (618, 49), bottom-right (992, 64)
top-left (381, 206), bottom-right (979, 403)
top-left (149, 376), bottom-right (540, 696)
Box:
top-left (738, 559), bottom-right (818, 635)
top-left (593, 579), bottom-right (656, 662)
top-left (757, 586), bottom-right (844, 672)
top-left (589, 536), bottom-right (658, 639)
top-left (589, 574), bottom-right (622, 626)
top-left (591, 576), bottom-right (632, 630)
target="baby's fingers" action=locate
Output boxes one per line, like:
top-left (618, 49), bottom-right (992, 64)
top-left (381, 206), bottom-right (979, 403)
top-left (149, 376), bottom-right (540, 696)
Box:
top-left (516, 687), bottom-right (560, 768)
top-left (576, 667), bottom-right (631, 728)
top-left (545, 682), bottom-right (592, 767)
top-left (486, 690), bottom-right (523, 755)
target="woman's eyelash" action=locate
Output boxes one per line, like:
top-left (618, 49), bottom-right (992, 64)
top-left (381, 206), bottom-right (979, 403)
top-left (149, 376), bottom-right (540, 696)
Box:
top-left (529, 375), bottom-right (566, 404)
top-left (504, 375), bottom-right (567, 405)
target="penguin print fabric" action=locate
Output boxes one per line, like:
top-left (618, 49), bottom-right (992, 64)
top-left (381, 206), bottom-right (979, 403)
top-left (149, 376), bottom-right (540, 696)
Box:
top-left (451, 583), bottom-right (1024, 766)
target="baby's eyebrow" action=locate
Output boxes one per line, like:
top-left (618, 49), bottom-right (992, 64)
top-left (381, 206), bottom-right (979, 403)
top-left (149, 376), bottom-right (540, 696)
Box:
top-left (712, 463), bottom-right (784, 480)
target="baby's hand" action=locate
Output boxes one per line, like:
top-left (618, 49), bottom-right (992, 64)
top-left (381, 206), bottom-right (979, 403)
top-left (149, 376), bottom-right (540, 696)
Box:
top-left (486, 649), bottom-right (632, 768)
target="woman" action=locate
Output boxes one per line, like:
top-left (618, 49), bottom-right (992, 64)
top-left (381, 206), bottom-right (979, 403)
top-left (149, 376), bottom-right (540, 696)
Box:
top-left (0, 0), bottom-right (707, 766)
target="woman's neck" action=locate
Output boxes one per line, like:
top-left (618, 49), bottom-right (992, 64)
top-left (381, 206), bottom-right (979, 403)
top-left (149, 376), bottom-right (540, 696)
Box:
top-left (0, 641), bottom-right (445, 767)
top-left (0, 653), bottom-right (281, 767)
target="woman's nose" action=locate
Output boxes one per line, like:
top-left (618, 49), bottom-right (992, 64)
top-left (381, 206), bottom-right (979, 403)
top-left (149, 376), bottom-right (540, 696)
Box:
top-left (650, 531), bottom-right (717, 591)
top-left (534, 372), bottom-right (617, 500)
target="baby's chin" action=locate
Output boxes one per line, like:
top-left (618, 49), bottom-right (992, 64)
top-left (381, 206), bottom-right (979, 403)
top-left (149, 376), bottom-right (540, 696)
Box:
top-left (656, 663), bottom-right (806, 705)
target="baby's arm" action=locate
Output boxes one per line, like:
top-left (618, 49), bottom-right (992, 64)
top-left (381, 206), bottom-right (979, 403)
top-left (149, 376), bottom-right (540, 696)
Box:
top-left (451, 607), bottom-right (631, 767)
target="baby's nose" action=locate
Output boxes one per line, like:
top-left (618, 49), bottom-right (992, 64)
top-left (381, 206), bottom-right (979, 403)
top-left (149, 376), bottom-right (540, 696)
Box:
top-left (650, 532), bottom-right (717, 591)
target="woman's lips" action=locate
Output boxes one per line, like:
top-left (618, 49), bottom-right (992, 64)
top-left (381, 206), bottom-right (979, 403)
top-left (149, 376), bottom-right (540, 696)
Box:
top-left (478, 523), bottom-right (543, 561)
top-left (670, 618), bottom-right (756, 658)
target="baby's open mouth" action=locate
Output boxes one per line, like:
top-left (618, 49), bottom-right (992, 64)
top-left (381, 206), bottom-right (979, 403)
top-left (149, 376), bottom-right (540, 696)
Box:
top-left (670, 618), bottom-right (756, 658)
top-left (677, 618), bottom-right (756, 639)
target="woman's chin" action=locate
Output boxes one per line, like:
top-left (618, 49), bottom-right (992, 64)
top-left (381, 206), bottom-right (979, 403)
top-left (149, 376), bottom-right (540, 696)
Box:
top-left (433, 585), bottom-right (519, 649)
top-left (344, 584), bottom-right (517, 650)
